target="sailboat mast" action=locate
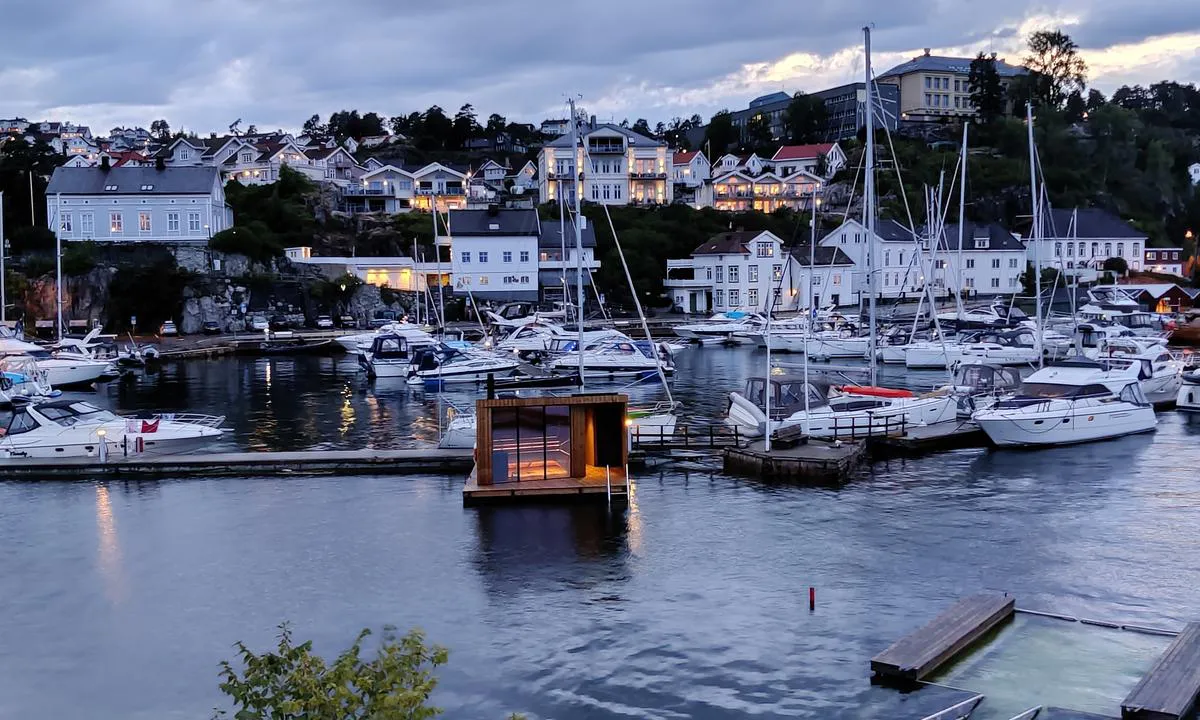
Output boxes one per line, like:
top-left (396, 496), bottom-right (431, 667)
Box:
top-left (0, 190), bottom-right (5, 324)
top-left (55, 192), bottom-right (63, 341)
top-left (412, 235), bottom-right (421, 325)
top-left (956, 124), bottom-right (968, 318)
top-left (863, 26), bottom-right (878, 386)
top-left (433, 200), bottom-right (444, 331)
top-left (569, 97), bottom-right (584, 388)
top-left (559, 177), bottom-right (568, 321)
top-left (1025, 102), bottom-right (1044, 366)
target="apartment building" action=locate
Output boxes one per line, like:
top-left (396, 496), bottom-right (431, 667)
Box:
top-left (877, 49), bottom-right (1026, 122)
top-left (1143, 247), bottom-right (1184, 277)
top-left (538, 123), bottom-right (671, 206)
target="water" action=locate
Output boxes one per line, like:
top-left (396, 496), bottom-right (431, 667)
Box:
top-left (2, 348), bottom-right (1199, 718)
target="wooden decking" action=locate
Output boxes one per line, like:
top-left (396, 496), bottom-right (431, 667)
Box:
top-left (462, 465), bottom-right (628, 506)
top-left (1121, 622), bottom-right (1200, 720)
top-left (723, 438), bottom-right (866, 483)
top-left (871, 593), bottom-right (1015, 684)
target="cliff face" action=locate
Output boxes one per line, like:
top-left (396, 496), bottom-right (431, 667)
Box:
top-left (24, 267), bottom-right (118, 328)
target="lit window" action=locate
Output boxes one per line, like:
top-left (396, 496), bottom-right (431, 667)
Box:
top-left (109, 212), bottom-right (123, 233)
top-left (480, 276), bottom-right (489, 285)
top-left (139, 212), bottom-right (151, 232)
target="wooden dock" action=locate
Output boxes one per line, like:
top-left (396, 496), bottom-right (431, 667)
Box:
top-left (723, 438), bottom-right (866, 483)
top-left (0, 448), bottom-right (475, 479)
top-left (462, 466), bottom-right (628, 506)
top-left (1121, 621), bottom-right (1200, 720)
top-left (871, 593), bottom-right (1015, 684)
top-left (1008, 709), bottom-right (1118, 720)
top-left (868, 420), bottom-right (989, 458)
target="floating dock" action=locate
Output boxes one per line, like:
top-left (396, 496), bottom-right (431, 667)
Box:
top-left (462, 466), bottom-right (627, 506)
top-left (868, 419), bottom-right (989, 458)
top-left (1, 448), bottom-right (475, 479)
top-left (871, 592), bottom-right (1015, 684)
top-left (723, 438), bottom-right (866, 483)
top-left (1121, 621), bottom-right (1200, 720)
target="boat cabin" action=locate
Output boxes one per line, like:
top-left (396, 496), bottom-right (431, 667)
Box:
top-left (741, 376), bottom-right (830, 419)
top-left (464, 393), bottom-right (629, 505)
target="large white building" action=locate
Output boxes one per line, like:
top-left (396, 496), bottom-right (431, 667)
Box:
top-left (158, 133), bottom-right (364, 188)
top-left (46, 166), bottom-right (232, 244)
top-left (664, 230), bottom-right (855, 313)
top-left (1025, 208), bottom-right (1147, 278)
top-left (538, 123), bottom-right (671, 206)
top-left (344, 161), bottom-right (471, 213)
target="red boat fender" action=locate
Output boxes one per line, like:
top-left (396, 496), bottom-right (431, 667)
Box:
top-left (837, 385), bottom-right (913, 398)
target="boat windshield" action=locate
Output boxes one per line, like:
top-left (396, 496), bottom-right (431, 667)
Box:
top-left (1014, 383), bottom-right (1112, 399)
top-left (37, 402), bottom-right (116, 427)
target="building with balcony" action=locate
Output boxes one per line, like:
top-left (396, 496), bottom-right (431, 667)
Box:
top-left (877, 49), bottom-right (1026, 122)
top-left (771, 143), bottom-right (846, 179)
top-left (46, 166), bottom-right (232, 245)
top-left (672, 151), bottom-right (712, 208)
top-left (537, 123), bottom-right (671, 206)
top-left (711, 170), bottom-right (821, 213)
top-left (343, 162), bottom-right (470, 214)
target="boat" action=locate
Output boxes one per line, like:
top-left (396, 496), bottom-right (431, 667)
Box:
top-left (0, 397), bottom-right (224, 459)
top-left (1098, 338), bottom-right (1184, 400)
top-left (673, 311), bottom-right (764, 345)
top-left (242, 337), bottom-right (341, 356)
top-left (550, 337), bottom-right (675, 379)
top-left (406, 345), bottom-right (521, 385)
top-left (938, 361), bottom-right (1023, 418)
top-left (336, 322), bottom-right (435, 354)
top-left (1079, 287), bottom-right (1162, 336)
top-left (935, 301), bottom-right (1027, 331)
top-left (361, 333), bottom-right (428, 378)
top-left (958, 329), bottom-right (1041, 366)
top-left (787, 327), bottom-right (870, 358)
top-left (972, 357), bottom-right (1156, 447)
top-left (1168, 310), bottom-right (1200, 347)
top-left (1177, 369), bottom-right (1200, 412)
top-left (0, 335), bottom-right (110, 388)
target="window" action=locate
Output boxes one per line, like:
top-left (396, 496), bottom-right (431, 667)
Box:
top-left (1133, 243), bottom-right (1140, 257)
top-left (966, 277), bottom-right (975, 288)
top-left (935, 259), bottom-right (946, 269)
top-left (898, 252), bottom-right (904, 266)
top-left (991, 258), bottom-right (1001, 269)
top-left (180, 148), bottom-right (190, 160)
top-left (925, 77), bottom-right (932, 89)
top-left (461, 251), bottom-right (471, 263)
top-left (954, 97), bottom-right (961, 109)
top-left (813, 276), bottom-right (822, 286)
top-left (591, 184), bottom-right (599, 200)
top-left (1055, 242), bottom-right (1062, 256)
top-left (1009, 277), bottom-right (1018, 287)
top-left (240, 151), bottom-right (252, 163)
top-left (715, 266), bottom-right (724, 283)
top-left (139, 212), bottom-right (151, 232)
top-left (109, 212), bottom-right (123, 233)
top-left (925, 93), bottom-right (933, 107)
top-left (502, 251), bottom-right (512, 263)
top-left (1091, 242), bottom-right (1099, 256)
top-left (479, 276), bottom-right (489, 285)
top-left (167, 212), bottom-right (179, 232)
top-left (832, 274), bottom-right (841, 285)
top-left (1066, 244), bottom-right (1074, 257)
top-left (729, 289), bottom-right (740, 306)
top-left (991, 278), bottom-right (1000, 288)
top-left (479, 251), bottom-right (488, 263)
top-left (772, 264), bottom-right (783, 281)
top-left (614, 185), bottom-right (622, 200)
top-left (60, 212), bottom-right (72, 233)
top-left (1117, 242), bottom-right (1124, 256)
top-left (966, 258), bottom-right (975, 269)
top-left (748, 265), bottom-right (758, 282)
top-left (884, 250), bottom-right (890, 266)
top-left (706, 267), bottom-right (712, 280)
top-left (519, 251), bottom-right (529, 263)
top-left (1147, 250), bottom-right (1156, 260)
top-left (715, 289), bottom-right (725, 307)
top-left (728, 266), bottom-right (739, 283)
top-left (756, 242), bottom-right (773, 257)
top-left (81, 213), bottom-right (94, 236)
top-left (1104, 242), bottom-right (1112, 256)
top-left (1009, 258), bottom-right (1018, 268)
top-left (187, 212), bottom-right (201, 232)
top-left (748, 288), bottom-right (758, 307)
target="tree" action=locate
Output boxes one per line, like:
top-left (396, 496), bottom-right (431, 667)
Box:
top-left (1064, 90), bottom-right (1086, 122)
top-left (485, 113), bottom-right (507, 136)
top-left (742, 113), bottom-right (774, 154)
top-left (451, 104), bottom-right (479, 148)
top-left (703, 110), bottom-right (738, 155)
top-left (968, 53), bottom-right (1006, 123)
top-left (1103, 256), bottom-right (1129, 275)
top-left (631, 118), bottom-right (652, 137)
top-left (418, 106), bottom-right (452, 150)
top-left (150, 119), bottom-right (171, 140)
top-left (784, 92), bottom-right (828, 143)
top-left (1085, 89), bottom-right (1107, 113)
top-left (1024, 29), bottom-right (1088, 108)
top-left (302, 114), bottom-right (325, 139)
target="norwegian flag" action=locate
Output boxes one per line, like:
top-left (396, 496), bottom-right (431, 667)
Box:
top-left (140, 419), bottom-right (160, 434)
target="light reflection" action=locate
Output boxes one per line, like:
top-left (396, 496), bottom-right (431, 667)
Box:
top-left (339, 397), bottom-right (355, 436)
top-left (626, 475), bottom-right (643, 557)
top-left (94, 484), bottom-right (127, 604)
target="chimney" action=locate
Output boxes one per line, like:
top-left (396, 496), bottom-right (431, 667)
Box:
top-left (589, 115), bottom-right (597, 129)
top-left (99, 155), bottom-right (111, 171)
top-left (155, 156), bottom-right (166, 171)
top-left (923, 48), bottom-right (931, 56)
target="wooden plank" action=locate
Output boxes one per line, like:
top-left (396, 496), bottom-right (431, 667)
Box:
top-left (1121, 622), bottom-right (1200, 720)
top-left (871, 593), bottom-right (1015, 682)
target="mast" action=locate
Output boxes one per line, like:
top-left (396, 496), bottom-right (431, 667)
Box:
top-left (55, 192), bottom-right (63, 341)
top-left (0, 190), bottom-right (5, 324)
top-left (412, 235), bottom-right (421, 325)
top-left (433, 201), bottom-right (444, 331)
top-left (569, 97), bottom-right (584, 388)
top-left (863, 26), bottom-right (878, 386)
top-left (1026, 102), bottom-right (1044, 366)
top-left (559, 176), bottom-right (569, 321)
top-left (803, 189), bottom-right (819, 437)
top-left (956, 124), bottom-right (968, 318)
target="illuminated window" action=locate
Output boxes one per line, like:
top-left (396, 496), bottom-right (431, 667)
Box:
top-left (139, 212), bottom-right (151, 232)
top-left (480, 276), bottom-right (489, 285)
top-left (109, 212), bottom-right (123, 233)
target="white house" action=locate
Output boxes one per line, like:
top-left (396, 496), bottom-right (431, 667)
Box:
top-left (344, 162), bottom-right (470, 214)
top-left (1144, 247), bottom-right (1184, 276)
top-left (1026, 208), bottom-right (1147, 278)
top-left (538, 123), bottom-right (671, 206)
top-left (770, 143), bottom-right (846, 179)
top-left (285, 248), bottom-right (444, 292)
top-left (1189, 162), bottom-right (1200, 186)
top-left (46, 166), bottom-right (232, 244)
top-left (672, 150), bottom-right (712, 208)
top-left (928, 222), bottom-right (1028, 296)
top-left (444, 208), bottom-right (539, 301)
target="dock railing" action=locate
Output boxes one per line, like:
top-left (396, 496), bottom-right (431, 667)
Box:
top-left (829, 413), bottom-right (907, 440)
top-left (630, 423), bottom-right (742, 450)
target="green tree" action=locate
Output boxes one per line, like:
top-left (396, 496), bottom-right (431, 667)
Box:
top-left (302, 114), bottom-right (327, 139)
top-left (1085, 89), bottom-right (1107, 113)
top-left (1024, 29), bottom-right (1088, 108)
top-left (784, 92), bottom-right (828, 143)
top-left (451, 104), bottom-right (479, 148)
top-left (1064, 90), bottom-right (1086, 122)
top-left (742, 113), bottom-right (774, 154)
top-left (150, 119), bottom-right (171, 140)
top-left (703, 110), bottom-right (738, 155)
top-left (968, 53), bottom-right (1006, 123)
top-left (631, 118), bottom-right (652, 138)
top-left (1103, 256), bottom-right (1129, 275)
top-left (484, 113), bottom-right (507, 136)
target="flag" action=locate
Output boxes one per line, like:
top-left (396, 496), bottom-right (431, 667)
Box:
top-left (140, 419), bottom-right (160, 434)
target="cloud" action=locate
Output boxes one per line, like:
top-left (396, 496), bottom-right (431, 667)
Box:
top-left (0, 0), bottom-right (1195, 133)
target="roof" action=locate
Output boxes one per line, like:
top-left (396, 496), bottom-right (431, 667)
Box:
top-left (1035, 208), bottom-right (1146, 240)
top-left (1112, 283), bottom-right (1184, 298)
top-left (772, 143), bottom-right (836, 162)
top-left (544, 123), bottom-right (664, 148)
top-left (937, 222), bottom-right (1024, 251)
top-left (447, 208), bottom-right (540, 236)
top-left (673, 150), bottom-right (701, 165)
top-left (692, 231), bottom-right (772, 255)
top-left (878, 52), bottom-right (1026, 80)
top-left (750, 91), bottom-right (792, 108)
top-left (538, 222), bottom-right (597, 248)
top-left (789, 244), bottom-right (855, 266)
top-left (46, 166), bottom-right (219, 195)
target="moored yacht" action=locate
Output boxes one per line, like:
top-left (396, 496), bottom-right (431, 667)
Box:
top-left (550, 337), bottom-right (674, 379)
top-left (1177, 369), bottom-right (1200, 412)
top-left (673, 311), bottom-right (763, 345)
top-left (972, 358), bottom-right (1156, 447)
top-left (406, 345), bottom-right (521, 385)
top-left (337, 322), bottom-right (435, 354)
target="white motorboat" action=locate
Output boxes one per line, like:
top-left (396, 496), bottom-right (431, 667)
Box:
top-left (0, 336), bottom-right (110, 388)
top-left (959, 329), bottom-right (1041, 366)
top-left (627, 401), bottom-right (681, 439)
top-left (406, 345), bottom-right (521, 385)
top-left (937, 361), bottom-right (1023, 418)
top-left (972, 357), bottom-right (1156, 447)
top-left (0, 397), bottom-right (224, 459)
top-left (1177, 370), bottom-right (1200, 412)
top-left (1078, 287), bottom-right (1162, 336)
top-left (337, 322), bottom-right (435, 354)
top-left (550, 338), bottom-right (674, 379)
top-left (673, 312), bottom-right (764, 345)
top-left (360, 333), bottom-right (435, 378)
top-left (904, 340), bottom-right (964, 370)
top-left (438, 402), bottom-right (477, 449)
top-left (1098, 338), bottom-right (1184, 400)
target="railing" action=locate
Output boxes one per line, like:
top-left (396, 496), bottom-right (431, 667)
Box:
top-left (588, 143), bottom-right (625, 154)
top-left (630, 423), bottom-right (742, 450)
top-left (630, 171), bottom-right (667, 179)
top-left (826, 413), bottom-right (908, 440)
top-left (343, 186), bottom-right (389, 196)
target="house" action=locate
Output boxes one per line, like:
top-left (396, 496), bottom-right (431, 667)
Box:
top-left (538, 122), bottom-right (671, 206)
top-left (304, 145), bottom-right (363, 185)
top-left (1026, 208), bottom-right (1147, 278)
top-left (45, 166), bottom-right (232, 244)
top-left (771, 143), bottom-right (846, 179)
top-left (539, 118), bottom-right (572, 136)
top-left (788, 244), bottom-right (859, 309)
top-left (508, 161), bottom-right (537, 192)
top-left (809, 82), bottom-right (900, 140)
top-left (446, 207), bottom-right (543, 301)
top-left (665, 230), bottom-right (828, 314)
top-left (1144, 247), bottom-right (1185, 276)
top-left (61, 155), bottom-right (92, 168)
top-left (929, 222), bottom-right (1028, 296)
top-left (1189, 162), bottom-right (1200, 186)
top-left (711, 168), bottom-right (821, 212)
top-left (342, 137), bottom-right (359, 153)
top-left (1109, 283), bottom-right (1194, 313)
top-left (345, 162), bottom-right (470, 214)
top-left (360, 134), bottom-right (398, 149)
top-left (0, 118), bottom-right (30, 134)
top-left (671, 150), bottom-right (712, 208)
top-left (465, 132), bottom-right (526, 155)
top-left (284, 248), bottom-right (444, 293)
top-left (536, 217), bottom-right (601, 305)
top-left (876, 49), bottom-right (1026, 122)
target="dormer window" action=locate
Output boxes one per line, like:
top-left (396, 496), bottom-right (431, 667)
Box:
top-left (180, 148), bottom-right (190, 160)
top-left (974, 239), bottom-right (988, 249)
top-left (104, 184), bottom-right (118, 191)
top-left (240, 151), bottom-right (253, 163)
top-left (140, 184), bottom-right (154, 191)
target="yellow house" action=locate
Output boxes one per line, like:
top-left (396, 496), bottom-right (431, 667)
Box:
top-left (877, 49), bottom-right (1026, 122)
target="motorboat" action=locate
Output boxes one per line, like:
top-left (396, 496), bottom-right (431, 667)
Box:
top-left (726, 377), bottom-right (957, 439)
top-left (1168, 310), bottom-right (1200, 347)
top-left (936, 301), bottom-right (1027, 331)
top-left (360, 333), bottom-right (429, 378)
top-left (972, 357), bottom-right (1156, 447)
top-left (673, 311), bottom-right (764, 345)
top-left (958, 329), bottom-right (1041, 366)
top-left (1098, 338), bottom-right (1184, 400)
top-left (1079, 287), bottom-right (1162, 336)
top-left (904, 337), bottom-right (967, 370)
top-left (550, 337), bottom-right (674, 380)
top-left (626, 401), bottom-right (681, 439)
top-left (1177, 369), bottom-right (1200, 412)
top-left (0, 336), bottom-right (110, 388)
top-left (0, 397), bottom-right (224, 459)
top-left (337, 322), bottom-right (435, 354)
top-left (937, 361), bottom-right (1023, 418)
top-left (438, 401), bottom-right (477, 449)
top-left (406, 345), bottom-right (521, 385)
top-left (493, 320), bottom-right (568, 355)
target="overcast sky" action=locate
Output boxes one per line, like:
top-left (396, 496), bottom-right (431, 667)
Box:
top-left (1, 0), bottom-right (1197, 135)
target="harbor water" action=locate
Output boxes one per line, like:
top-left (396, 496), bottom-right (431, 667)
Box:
top-left (1, 348), bottom-right (1198, 718)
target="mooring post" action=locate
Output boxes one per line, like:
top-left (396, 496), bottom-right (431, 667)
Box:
top-left (606, 465), bottom-right (612, 508)
top-left (809, 587), bottom-right (815, 611)
top-left (486, 373), bottom-right (495, 399)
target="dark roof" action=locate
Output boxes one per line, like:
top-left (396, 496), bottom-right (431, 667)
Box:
top-left (46, 166), bottom-right (219, 195)
top-left (789, 244), bottom-right (855, 266)
top-left (1034, 208), bottom-right (1146, 240)
top-left (448, 208), bottom-right (539, 236)
top-left (545, 123), bottom-right (664, 148)
top-left (692, 231), bottom-right (763, 255)
top-left (937, 222), bottom-right (1024, 251)
top-left (538, 222), bottom-right (597, 248)
top-left (878, 53), bottom-right (1026, 80)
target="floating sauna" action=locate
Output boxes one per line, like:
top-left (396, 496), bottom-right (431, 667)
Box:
top-left (463, 393), bottom-right (629, 506)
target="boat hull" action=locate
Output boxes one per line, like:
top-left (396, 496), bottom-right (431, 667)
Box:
top-left (974, 405), bottom-right (1157, 446)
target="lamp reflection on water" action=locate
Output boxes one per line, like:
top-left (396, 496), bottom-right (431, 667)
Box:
top-left (94, 484), bottom-right (127, 604)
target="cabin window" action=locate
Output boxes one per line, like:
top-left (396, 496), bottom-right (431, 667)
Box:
top-left (3, 409), bottom-right (39, 435)
top-left (489, 405), bottom-right (572, 483)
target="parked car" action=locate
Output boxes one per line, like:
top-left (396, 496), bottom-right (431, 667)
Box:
top-left (202, 321), bottom-right (222, 335)
top-left (315, 315), bottom-right (334, 329)
top-left (160, 320), bottom-right (178, 336)
top-left (249, 315), bottom-right (270, 331)
top-left (338, 315), bottom-right (358, 329)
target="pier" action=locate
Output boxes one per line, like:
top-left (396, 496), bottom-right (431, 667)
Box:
top-left (871, 592), bottom-right (1015, 684)
top-left (723, 437), bottom-right (866, 482)
top-left (1121, 622), bottom-right (1200, 720)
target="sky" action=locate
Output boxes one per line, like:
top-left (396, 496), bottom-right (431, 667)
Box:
top-left (0, 0), bottom-right (1197, 135)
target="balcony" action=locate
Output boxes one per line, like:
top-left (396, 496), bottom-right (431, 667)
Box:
top-left (343, 186), bottom-right (389, 196)
top-left (630, 171), bottom-right (667, 180)
top-left (587, 141), bottom-right (625, 154)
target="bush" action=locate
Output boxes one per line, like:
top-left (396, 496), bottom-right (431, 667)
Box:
top-left (210, 225), bottom-right (284, 265)
top-left (61, 241), bottom-right (98, 276)
top-left (8, 226), bottom-right (56, 254)
top-left (106, 257), bottom-right (189, 332)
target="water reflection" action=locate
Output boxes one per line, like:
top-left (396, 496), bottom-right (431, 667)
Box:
top-left (94, 484), bottom-right (126, 604)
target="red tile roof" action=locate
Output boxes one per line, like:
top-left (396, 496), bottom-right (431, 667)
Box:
top-left (771, 143), bottom-right (836, 161)
top-left (673, 150), bottom-right (699, 165)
